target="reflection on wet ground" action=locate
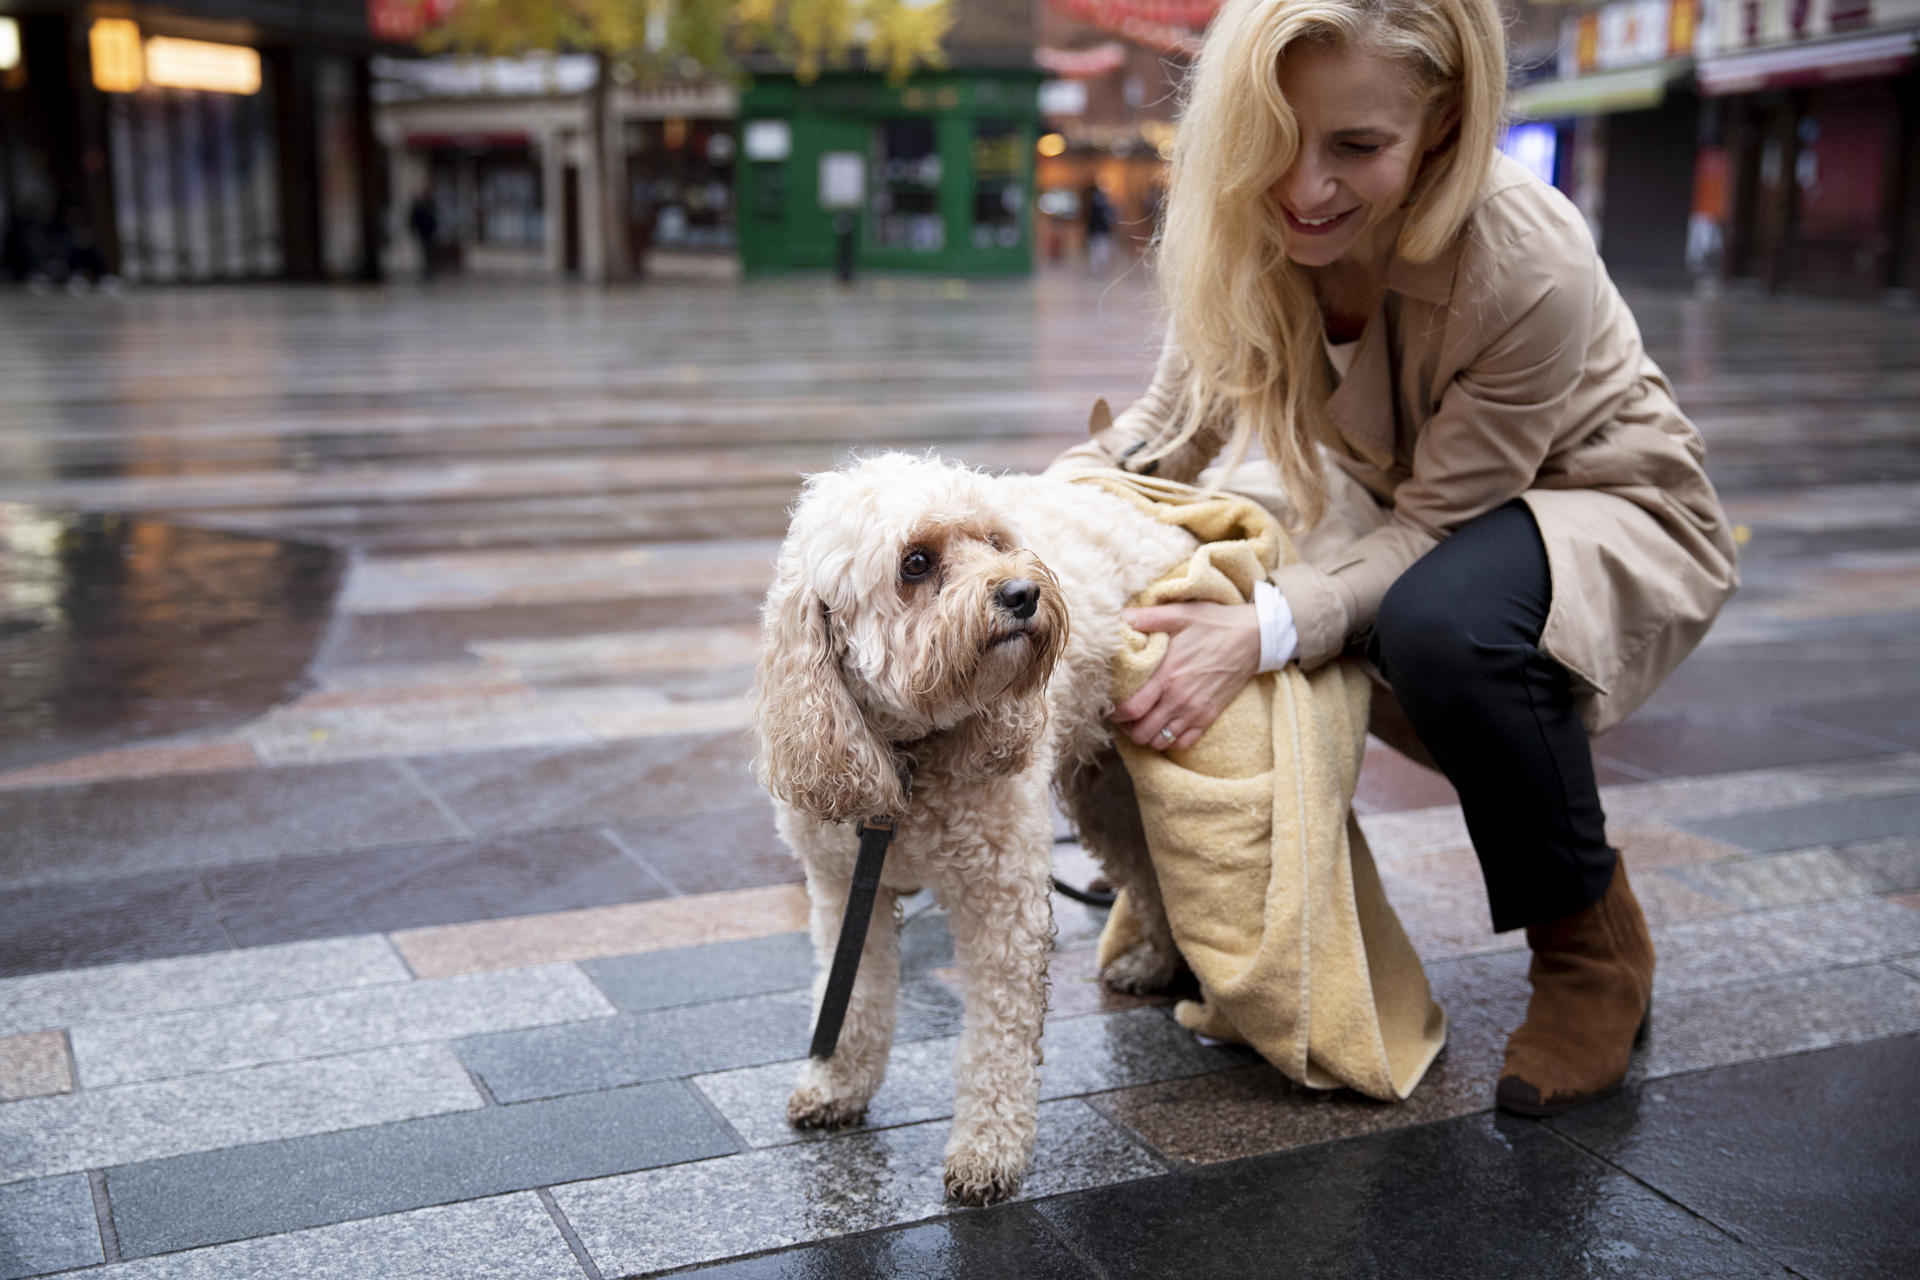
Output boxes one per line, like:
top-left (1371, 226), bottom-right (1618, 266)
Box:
top-left (0, 504), bottom-right (340, 770)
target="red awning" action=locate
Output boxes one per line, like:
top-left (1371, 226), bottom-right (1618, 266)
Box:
top-left (1046, 0), bottom-right (1212, 56)
top-left (1035, 41), bottom-right (1132, 77)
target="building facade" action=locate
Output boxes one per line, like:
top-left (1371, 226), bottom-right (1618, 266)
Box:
top-left (0, 0), bottom-right (387, 285)
top-left (1511, 0), bottom-right (1920, 297)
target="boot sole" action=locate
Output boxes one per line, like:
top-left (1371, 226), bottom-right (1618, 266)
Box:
top-left (1495, 1009), bottom-right (1651, 1118)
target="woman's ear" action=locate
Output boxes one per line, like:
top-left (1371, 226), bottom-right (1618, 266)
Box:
top-left (751, 571), bottom-right (907, 822)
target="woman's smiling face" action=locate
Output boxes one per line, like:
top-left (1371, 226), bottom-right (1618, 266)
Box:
top-left (1269, 40), bottom-right (1436, 272)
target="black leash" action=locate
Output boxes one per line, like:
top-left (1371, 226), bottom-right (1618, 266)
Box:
top-left (806, 818), bottom-right (1115, 1060)
top-left (808, 815), bottom-right (897, 1061)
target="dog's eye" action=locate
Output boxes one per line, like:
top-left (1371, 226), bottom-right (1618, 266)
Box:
top-left (988, 532), bottom-right (1010, 551)
top-left (901, 548), bottom-right (935, 582)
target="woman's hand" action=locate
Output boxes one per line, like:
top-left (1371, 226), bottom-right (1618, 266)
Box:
top-left (1111, 602), bottom-right (1261, 751)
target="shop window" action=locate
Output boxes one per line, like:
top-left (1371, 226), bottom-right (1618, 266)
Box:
top-left (477, 153), bottom-right (542, 247)
top-left (971, 119), bottom-right (1024, 251)
top-left (627, 118), bottom-right (737, 250)
top-left (872, 117), bottom-right (942, 252)
top-left (105, 79), bottom-right (279, 282)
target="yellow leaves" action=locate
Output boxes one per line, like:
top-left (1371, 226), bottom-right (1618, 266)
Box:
top-left (863, 0), bottom-right (953, 84)
top-left (420, 0), bottom-right (952, 86)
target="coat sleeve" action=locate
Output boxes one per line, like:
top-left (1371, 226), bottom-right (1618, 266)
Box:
top-left (1045, 334), bottom-right (1234, 481)
top-left (1271, 247), bottom-right (1601, 668)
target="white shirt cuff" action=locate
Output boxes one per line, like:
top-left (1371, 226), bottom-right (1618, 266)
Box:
top-left (1253, 580), bottom-right (1298, 673)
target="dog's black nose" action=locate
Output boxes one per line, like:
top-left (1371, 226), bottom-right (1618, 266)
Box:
top-left (997, 578), bottom-right (1040, 620)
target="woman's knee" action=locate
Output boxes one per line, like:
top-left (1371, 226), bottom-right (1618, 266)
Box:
top-left (1373, 570), bottom-right (1477, 687)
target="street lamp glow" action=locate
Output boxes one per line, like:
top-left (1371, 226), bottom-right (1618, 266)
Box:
top-left (0, 18), bottom-right (20, 74)
top-left (1036, 132), bottom-right (1066, 158)
top-left (89, 19), bottom-right (145, 93)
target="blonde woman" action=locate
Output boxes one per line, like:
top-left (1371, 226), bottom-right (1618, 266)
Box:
top-left (1053, 0), bottom-right (1738, 1115)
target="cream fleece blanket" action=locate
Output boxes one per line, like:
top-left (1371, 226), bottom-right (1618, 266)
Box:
top-left (1078, 470), bottom-right (1446, 1101)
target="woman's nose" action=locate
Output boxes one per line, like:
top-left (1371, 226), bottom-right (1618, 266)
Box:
top-left (1277, 155), bottom-right (1333, 210)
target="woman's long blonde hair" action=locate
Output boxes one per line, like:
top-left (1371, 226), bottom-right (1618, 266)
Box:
top-left (1152, 0), bottom-right (1506, 528)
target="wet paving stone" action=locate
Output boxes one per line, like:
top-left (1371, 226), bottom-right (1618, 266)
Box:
top-left (552, 1098), bottom-right (1163, 1277)
top-left (1032, 1109), bottom-right (1789, 1280)
top-left (0, 869), bottom-right (233, 977)
top-left (0, 505), bottom-right (342, 772)
top-left (673, 1206), bottom-right (1100, 1279)
top-left (104, 1080), bottom-right (735, 1259)
top-left (0, 761), bottom-right (461, 890)
top-left (1682, 788), bottom-right (1920, 854)
top-left (1592, 704), bottom-right (1901, 779)
top-left (319, 591), bottom-right (766, 668)
top-left (404, 732), bottom-right (758, 836)
top-left (202, 826), bottom-right (671, 948)
top-left (0, 1173), bottom-right (101, 1279)
top-left (1550, 1033), bottom-right (1920, 1280)
top-left (608, 798), bottom-right (802, 895)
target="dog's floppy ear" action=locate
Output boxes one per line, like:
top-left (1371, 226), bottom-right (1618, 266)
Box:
top-left (751, 570), bottom-right (907, 823)
top-left (1087, 397), bottom-right (1113, 438)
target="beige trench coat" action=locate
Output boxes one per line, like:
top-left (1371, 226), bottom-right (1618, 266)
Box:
top-left (1054, 154), bottom-right (1739, 735)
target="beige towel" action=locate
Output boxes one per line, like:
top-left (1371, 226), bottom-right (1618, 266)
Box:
top-left (1077, 470), bottom-right (1446, 1101)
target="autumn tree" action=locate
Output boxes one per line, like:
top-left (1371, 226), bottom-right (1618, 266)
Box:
top-left (411, 0), bottom-right (954, 280)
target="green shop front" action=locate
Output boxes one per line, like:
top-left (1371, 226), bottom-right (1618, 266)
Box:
top-left (736, 70), bottom-right (1043, 276)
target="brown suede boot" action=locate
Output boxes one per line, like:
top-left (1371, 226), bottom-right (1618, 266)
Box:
top-left (1495, 861), bottom-right (1654, 1117)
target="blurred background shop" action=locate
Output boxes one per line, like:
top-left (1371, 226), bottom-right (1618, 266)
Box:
top-left (373, 52), bottom-right (739, 281)
top-left (0, 0), bottom-right (386, 285)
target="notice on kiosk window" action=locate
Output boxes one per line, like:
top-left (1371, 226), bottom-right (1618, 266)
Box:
top-left (820, 152), bottom-right (866, 210)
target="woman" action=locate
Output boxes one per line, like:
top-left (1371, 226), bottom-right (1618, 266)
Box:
top-left (1052, 0), bottom-right (1738, 1115)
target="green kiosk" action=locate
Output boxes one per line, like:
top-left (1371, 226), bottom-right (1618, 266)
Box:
top-left (735, 69), bottom-right (1044, 277)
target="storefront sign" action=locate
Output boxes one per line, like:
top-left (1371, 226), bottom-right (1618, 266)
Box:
top-left (90, 22), bottom-right (261, 94)
top-left (369, 0), bottom-right (461, 43)
top-left (744, 120), bottom-right (792, 162)
top-left (1565, 0), bottom-right (1677, 75)
top-left (819, 152), bottom-right (866, 210)
top-left (145, 38), bottom-right (261, 94)
top-left (1707, 0), bottom-right (1890, 53)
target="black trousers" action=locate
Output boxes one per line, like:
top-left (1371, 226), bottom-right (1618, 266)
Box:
top-left (1364, 500), bottom-right (1616, 933)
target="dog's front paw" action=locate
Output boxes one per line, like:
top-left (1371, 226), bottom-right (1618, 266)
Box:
top-left (1100, 938), bottom-right (1183, 994)
top-left (942, 1149), bottom-right (1026, 1207)
top-left (787, 1085), bottom-right (868, 1131)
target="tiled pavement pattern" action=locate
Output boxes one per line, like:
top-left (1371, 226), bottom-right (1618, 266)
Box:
top-left (2, 273), bottom-right (1917, 1278)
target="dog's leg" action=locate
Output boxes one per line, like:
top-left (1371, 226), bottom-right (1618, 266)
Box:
top-left (787, 872), bottom-right (901, 1131)
top-left (937, 834), bottom-right (1053, 1206)
top-left (1061, 750), bottom-right (1185, 994)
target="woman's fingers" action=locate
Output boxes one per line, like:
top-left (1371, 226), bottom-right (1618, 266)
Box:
top-left (1122, 604), bottom-right (1192, 635)
top-left (1112, 602), bottom-right (1260, 750)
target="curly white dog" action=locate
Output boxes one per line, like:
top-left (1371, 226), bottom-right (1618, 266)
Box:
top-left (751, 450), bottom-right (1197, 1205)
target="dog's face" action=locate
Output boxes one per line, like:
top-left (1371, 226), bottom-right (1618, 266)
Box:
top-left (753, 454), bottom-right (1069, 821)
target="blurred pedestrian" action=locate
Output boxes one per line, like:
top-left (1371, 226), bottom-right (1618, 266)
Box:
top-left (1082, 181), bottom-right (1114, 273)
top-left (408, 190), bottom-right (439, 281)
top-left (1051, 0), bottom-right (1738, 1116)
